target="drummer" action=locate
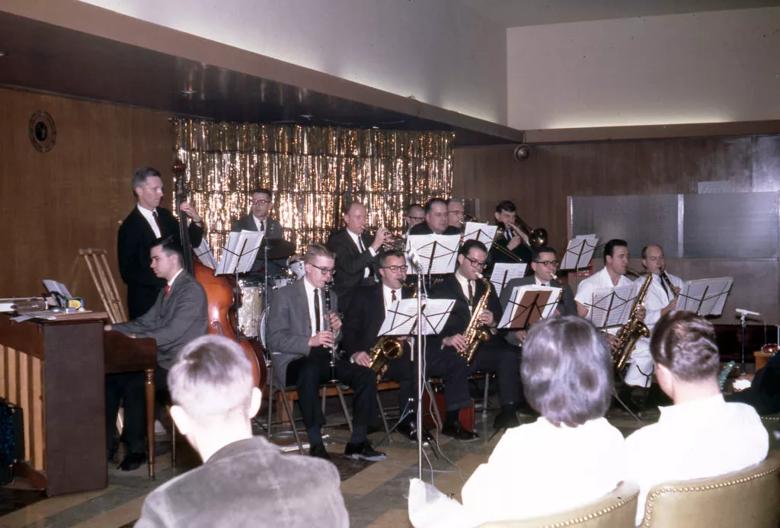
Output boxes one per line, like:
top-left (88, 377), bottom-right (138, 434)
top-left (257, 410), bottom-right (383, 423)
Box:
top-left (231, 188), bottom-right (291, 277)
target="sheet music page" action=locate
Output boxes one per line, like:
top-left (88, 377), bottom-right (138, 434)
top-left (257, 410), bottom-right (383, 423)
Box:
top-left (406, 235), bottom-right (460, 275)
top-left (588, 284), bottom-right (636, 329)
top-left (194, 238), bottom-right (217, 269)
top-left (678, 277), bottom-right (733, 316)
top-left (216, 230), bottom-right (263, 275)
top-left (498, 286), bottom-right (561, 329)
top-left (378, 298), bottom-right (455, 336)
top-left (560, 234), bottom-right (599, 271)
top-left (489, 263), bottom-right (527, 296)
top-left (463, 222), bottom-right (498, 251)
top-left (42, 279), bottom-right (72, 298)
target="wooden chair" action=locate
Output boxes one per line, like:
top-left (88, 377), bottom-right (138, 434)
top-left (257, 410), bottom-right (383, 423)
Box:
top-left (79, 248), bottom-right (126, 324)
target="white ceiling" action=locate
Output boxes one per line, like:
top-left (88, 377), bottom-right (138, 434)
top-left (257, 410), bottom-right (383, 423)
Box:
top-left (460, 0), bottom-right (780, 28)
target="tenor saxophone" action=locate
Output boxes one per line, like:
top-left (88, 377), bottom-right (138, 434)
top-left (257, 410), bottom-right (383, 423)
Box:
top-left (367, 285), bottom-right (415, 379)
top-left (460, 276), bottom-right (493, 364)
top-left (612, 273), bottom-right (653, 373)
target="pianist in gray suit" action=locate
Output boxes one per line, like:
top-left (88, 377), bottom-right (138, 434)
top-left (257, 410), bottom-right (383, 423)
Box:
top-left (135, 335), bottom-right (348, 528)
top-left (499, 246), bottom-right (578, 348)
top-left (106, 237), bottom-right (208, 471)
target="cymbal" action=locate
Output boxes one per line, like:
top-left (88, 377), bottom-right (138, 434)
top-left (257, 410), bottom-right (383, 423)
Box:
top-left (264, 239), bottom-right (296, 260)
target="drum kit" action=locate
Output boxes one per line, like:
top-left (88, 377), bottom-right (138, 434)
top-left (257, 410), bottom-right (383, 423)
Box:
top-left (236, 238), bottom-right (301, 340)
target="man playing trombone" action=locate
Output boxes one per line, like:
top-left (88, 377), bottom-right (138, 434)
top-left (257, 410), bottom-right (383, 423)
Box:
top-left (490, 200), bottom-right (533, 267)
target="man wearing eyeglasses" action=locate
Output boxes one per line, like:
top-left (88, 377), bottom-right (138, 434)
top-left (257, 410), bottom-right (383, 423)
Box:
top-left (428, 240), bottom-right (522, 439)
top-left (342, 250), bottom-right (434, 442)
top-left (498, 246), bottom-right (578, 347)
top-left (231, 188), bottom-right (287, 274)
top-left (267, 244), bottom-right (385, 462)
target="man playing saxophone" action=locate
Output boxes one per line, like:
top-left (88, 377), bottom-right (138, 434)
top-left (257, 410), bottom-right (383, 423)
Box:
top-left (341, 250), bottom-right (433, 442)
top-left (428, 240), bottom-right (522, 438)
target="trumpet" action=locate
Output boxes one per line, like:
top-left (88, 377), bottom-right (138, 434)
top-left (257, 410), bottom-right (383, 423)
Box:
top-left (369, 226), bottom-right (405, 252)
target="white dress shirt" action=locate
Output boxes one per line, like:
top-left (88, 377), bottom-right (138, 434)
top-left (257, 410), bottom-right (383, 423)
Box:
top-left (346, 229), bottom-right (375, 278)
top-left (640, 272), bottom-right (684, 329)
top-left (303, 278), bottom-right (325, 337)
top-left (625, 394), bottom-right (768, 525)
top-left (408, 417), bottom-right (625, 527)
top-left (137, 204), bottom-right (161, 238)
top-left (575, 267), bottom-right (634, 333)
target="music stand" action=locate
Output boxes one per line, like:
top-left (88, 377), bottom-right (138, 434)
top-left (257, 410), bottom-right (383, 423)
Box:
top-left (489, 263), bottom-right (527, 297)
top-left (498, 286), bottom-right (561, 330)
top-left (215, 230), bottom-right (263, 276)
top-left (463, 222), bottom-right (498, 252)
top-left (560, 234), bottom-right (599, 271)
top-left (193, 239), bottom-right (217, 269)
top-left (677, 277), bottom-right (733, 317)
top-left (586, 284), bottom-right (637, 330)
top-left (406, 234), bottom-right (460, 278)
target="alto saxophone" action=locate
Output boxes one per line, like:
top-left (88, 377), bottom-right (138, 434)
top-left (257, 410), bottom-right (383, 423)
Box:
top-left (368, 285), bottom-right (415, 379)
top-left (460, 276), bottom-right (493, 364)
top-left (612, 273), bottom-right (653, 373)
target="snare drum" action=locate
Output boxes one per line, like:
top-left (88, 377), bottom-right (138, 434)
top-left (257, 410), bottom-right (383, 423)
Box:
top-left (237, 280), bottom-right (264, 338)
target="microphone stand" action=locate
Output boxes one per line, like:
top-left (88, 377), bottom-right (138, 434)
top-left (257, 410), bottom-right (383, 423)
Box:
top-left (738, 311), bottom-right (748, 372)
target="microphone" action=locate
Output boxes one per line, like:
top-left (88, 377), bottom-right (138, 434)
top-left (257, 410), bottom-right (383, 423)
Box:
top-left (736, 308), bottom-right (761, 318)
top-left (406, 245), bottom-right (423, 274)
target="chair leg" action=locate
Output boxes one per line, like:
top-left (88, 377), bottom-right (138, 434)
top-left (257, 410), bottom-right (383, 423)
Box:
top-left (424, 381), bottom-right (443, 430)
top-left (376, 393), bottom-right (392, 443)
top-left (278, 390), bottom-right (304, 454)
top-left (482, 374), bottom-right (491, 417)
top-left (335, 385), bottom-right (353, 432)
top-left (266, 364), bottom-right (274, 438)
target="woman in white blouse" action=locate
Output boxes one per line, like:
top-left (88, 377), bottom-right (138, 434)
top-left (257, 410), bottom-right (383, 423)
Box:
top-left (409, 316), bottom-right (625, 528)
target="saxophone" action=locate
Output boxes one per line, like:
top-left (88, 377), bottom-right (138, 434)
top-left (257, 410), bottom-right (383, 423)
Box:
top-left (612, 272), bottom-right (653, 373)
top-left (459, 276), bottom-right (493, 364)
top-left (368, 285), bottom-right (415, 379)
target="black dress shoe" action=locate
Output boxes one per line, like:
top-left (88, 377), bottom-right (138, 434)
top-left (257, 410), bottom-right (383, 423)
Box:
top-left (396, 421), bottom-right (434, 443)
top-left (441, 422), bottom-right (479, 441)
top-left (344, 441), bottom-right (386, 461)
top-left (493, 410), bottom-right (520, 430)
top-left (309, 443), bottom-right (331, 461)
top-left (118, 452), bottom-right (146, 471)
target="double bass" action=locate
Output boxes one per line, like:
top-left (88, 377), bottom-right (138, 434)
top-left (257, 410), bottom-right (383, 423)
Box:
top-left (173, 160), bottom-right (267, 387)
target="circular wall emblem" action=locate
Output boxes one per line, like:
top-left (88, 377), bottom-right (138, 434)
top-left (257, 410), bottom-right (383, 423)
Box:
top-left (29, 111), bottom-right (57, 152)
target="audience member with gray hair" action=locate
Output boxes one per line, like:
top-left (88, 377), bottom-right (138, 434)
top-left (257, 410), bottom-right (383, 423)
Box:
top-left (135, 335), bottom-right (348, 528)
top-left (408, 316), bottom-right (625, 527)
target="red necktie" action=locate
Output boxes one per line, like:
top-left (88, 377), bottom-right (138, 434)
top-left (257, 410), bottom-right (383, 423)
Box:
top-left (391, 289), bottom-right (397, 302)
top-left (163, 285), bottom-right (171, 297)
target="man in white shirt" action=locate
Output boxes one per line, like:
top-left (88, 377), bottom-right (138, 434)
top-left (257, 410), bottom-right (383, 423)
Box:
top-left (625, 312), bottom-right (768, 526)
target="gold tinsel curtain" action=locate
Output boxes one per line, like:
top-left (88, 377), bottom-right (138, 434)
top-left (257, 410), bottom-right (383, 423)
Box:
top-left (172, 119), bottom-right (453, 259)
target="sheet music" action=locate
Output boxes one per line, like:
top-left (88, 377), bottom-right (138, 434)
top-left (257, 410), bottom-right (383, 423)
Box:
top-left (42, 279), bottom-right (72, 299)
top-left (406, 234), bottom-right (460, 275)
top-left (378, 298), bottom-right (455, 336)
top-left (560, 234), bottom-right (599, 271)
top-left (677, 277), bottom-right (733, 316)
top-left (463, 222), bottom-right (498, 251)
top-left (498, 286), bottom-right (561, 329)
top-left (587, 284), bottom-right (636, 329)
top-left (216, 230), bottom-right (263, 275)
top-left (194, 238), bottom-right (217, 269)
top-left (489, 263), bottom-right (527, 296)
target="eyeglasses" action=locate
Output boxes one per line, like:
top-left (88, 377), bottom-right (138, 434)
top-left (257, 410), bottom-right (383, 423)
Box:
top-left (464, 256), bottom-right (487, 269)
top-left (381, 265), bottom-right (408, 272)
top-left (252, 199), bottom-right (271, 205)
top-left (408, 216), bottom-right (425, 221)
top-left (534, 260), bottom-right (559, 266)
top-left (309, 263), bottom-right (336, 275)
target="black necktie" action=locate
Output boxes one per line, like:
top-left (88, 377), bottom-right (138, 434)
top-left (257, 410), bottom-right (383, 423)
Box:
top-left (313, 289), bottom-right (321, 333)
top-left (391, 289), bottom-right (397, 302)
top-left (259, 220), bottom-right (265, 232)
top-left (152, 210), bottom-right (163, 235)
top-left (358, 236), bottom-right (366, 253)
top-left (659, 275), bottom-right (669, 298)
top-left (467, 280), bottom-right (474, 306)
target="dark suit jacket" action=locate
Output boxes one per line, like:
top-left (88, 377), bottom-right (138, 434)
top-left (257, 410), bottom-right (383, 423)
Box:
top-left (498, 275), bottom-right (577, 347)
top-left (118, 206), bottom-right (203, 318)
top-left (230, 214), bottom-right (284, 239)
top-left (408, 223), bottom-right (460, 235)
top-left (113, 271), bottom-right (208, 369)
top-left (135, 436), bottom-right (348, 528)
top-left (326, 229), bottom-right (377, 313)
top-left (266, 280), bottom-right (338, 386)
top-left (342, 284), bottom-right (413, 354)
top-left (428, 274), bottom-right (503, 349)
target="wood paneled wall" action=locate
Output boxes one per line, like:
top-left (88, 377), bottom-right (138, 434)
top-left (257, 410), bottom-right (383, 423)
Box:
top-left (0, 87), bottom-right (173, 307)
top-left (453, 135), bottom-right (780, 325)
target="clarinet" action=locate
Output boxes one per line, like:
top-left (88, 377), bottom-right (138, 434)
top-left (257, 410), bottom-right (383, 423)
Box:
top-left (323, 282), bottom-right (337, 381)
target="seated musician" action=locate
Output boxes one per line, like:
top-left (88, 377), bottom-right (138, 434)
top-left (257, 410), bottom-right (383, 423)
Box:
top-left (326, 201), bottom-right (389, 315)
top-left (266, 243), bottom-right (385, 461)
top-left (499, 246), bottom-right (578, 347)
top-left (342, 249), bottom-right (433, 441)
top-left (446, 198), bottom-right (465, 231)
top-left (408, 198), bottom-right (461, 235)
top-left (105, 237), bottom-right (208, 471)
top-left (404, 203), bottom-right (425, 234)
top-left (489, 200), bottom-right (532, 266)
top-left (230, 188), bottom-right (287, 275)
top-left (135, 335), bottom-right (348, 528)
top-left (625, 312), bottom-right (768, 526)
top-left (428, 240), bottom-right (521, 439)
top-left (408, 317), bottom-right (625, 527)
